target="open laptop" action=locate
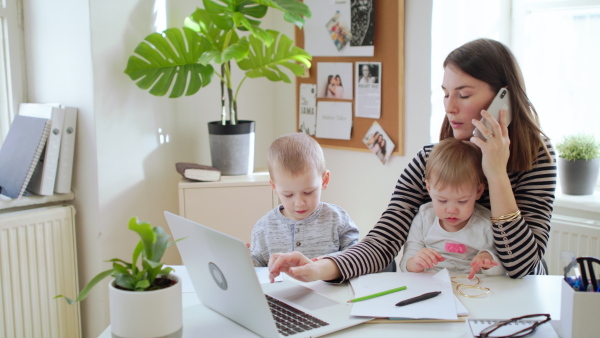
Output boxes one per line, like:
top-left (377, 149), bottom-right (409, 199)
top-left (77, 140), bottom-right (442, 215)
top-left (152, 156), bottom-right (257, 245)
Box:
top-left (164, 211), bottom-right (371, 338)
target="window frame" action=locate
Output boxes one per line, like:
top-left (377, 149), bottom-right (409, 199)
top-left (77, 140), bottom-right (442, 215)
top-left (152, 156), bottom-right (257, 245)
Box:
top-left (0, 0), bottom-right (26, 147)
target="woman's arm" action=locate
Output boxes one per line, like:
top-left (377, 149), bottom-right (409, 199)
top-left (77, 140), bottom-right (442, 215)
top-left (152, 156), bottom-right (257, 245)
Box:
top-left (492, 143), bottom-right (556, 277)
top-left (326, 146), bottom-right (433, 281)
top-left (472, 110), bottom-right (556, 278)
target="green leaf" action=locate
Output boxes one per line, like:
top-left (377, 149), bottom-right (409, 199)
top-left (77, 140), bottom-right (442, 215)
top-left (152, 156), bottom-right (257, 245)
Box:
top-left (124, 27), bottom-right (214, 98)
top-left (106, 258), bottom-right (132, 269)
top-left (160, 267), bottom-right (175, 276)
top-left (135, 279), bottom-right (151, 291)
top-left (237, 30), bottom-right (311, 82)
top-left (252, 0), bottom-right (311, 28)
top-left (151, 227), bottom-right (171, 262)
top-left (55, 269), bottom-right (114, 304)
top-left (115, 273), bottom-right (137, 290)
top-left (128, 217), bottom-right (156, 261)
top-left (231, 12), bottom-right (273, 46)
top-left (131, 241), bottom-right (143, 274)
top-left (556, 134), bottom-right (600, 161)
top-left (112, 262), bottom-right (131, 275)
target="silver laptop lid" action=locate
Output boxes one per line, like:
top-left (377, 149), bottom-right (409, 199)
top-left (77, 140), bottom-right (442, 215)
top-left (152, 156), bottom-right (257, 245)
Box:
top-left (164, 211), bottom-right (280, 338)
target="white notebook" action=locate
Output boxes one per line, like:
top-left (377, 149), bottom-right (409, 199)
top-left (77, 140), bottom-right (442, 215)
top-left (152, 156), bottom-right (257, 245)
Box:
top-left (467, 318), bottom-right (558, 337)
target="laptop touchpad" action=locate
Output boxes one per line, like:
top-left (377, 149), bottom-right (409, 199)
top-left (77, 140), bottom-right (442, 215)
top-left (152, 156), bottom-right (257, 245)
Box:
top-left (280, 288), bottom-right (339, 311)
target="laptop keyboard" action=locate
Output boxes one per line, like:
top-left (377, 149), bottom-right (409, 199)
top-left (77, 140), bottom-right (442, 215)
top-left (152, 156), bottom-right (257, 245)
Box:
top-left (266, 294), bottom-right (330, 336)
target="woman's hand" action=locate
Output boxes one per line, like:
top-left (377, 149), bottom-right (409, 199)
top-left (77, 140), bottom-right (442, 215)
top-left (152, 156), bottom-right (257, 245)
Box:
top-left (468, 251), bottom-right (499, 279)
top-left (268, 251), bottom-right (341, 283)
top-left (406, 248), bottom-right (445, 272)
top-left (470, 109), bottom-right (511, 179)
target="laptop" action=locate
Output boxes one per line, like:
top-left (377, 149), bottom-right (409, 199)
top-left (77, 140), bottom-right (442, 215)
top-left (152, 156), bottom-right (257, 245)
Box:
top-left (164, 211), bottom-right (371, 338)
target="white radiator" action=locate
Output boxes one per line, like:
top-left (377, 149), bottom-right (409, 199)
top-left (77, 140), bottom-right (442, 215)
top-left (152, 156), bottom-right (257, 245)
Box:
top-left (0, 205), bottom-right (81, 338)
top-left (546, 214), bottom-right (600, 276)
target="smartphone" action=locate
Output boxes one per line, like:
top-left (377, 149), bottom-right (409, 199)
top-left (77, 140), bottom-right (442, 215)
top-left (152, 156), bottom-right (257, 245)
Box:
top-left (473, 87), bottom-right (511, 140)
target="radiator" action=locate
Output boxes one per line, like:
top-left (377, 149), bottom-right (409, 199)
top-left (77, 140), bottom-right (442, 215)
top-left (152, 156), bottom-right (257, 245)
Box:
top-left (546, 214), bottom-right (600, 276)
top-left (0, 205), bottom-right (81, 338)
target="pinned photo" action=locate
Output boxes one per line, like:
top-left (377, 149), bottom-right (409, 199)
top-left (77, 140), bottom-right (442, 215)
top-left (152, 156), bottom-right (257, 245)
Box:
top-left (363, 122), bottom-right (395, 164)
top-left (325, 11), bottom-right (352, 51)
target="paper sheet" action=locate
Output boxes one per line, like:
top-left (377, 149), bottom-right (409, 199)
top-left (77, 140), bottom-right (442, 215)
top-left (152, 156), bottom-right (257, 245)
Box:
top-left (349, 269), bottom-right (459, 320)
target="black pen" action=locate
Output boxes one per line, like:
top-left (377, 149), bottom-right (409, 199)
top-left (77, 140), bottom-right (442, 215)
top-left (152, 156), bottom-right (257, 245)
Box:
top-left (395, 291), bottom-right (441, 307)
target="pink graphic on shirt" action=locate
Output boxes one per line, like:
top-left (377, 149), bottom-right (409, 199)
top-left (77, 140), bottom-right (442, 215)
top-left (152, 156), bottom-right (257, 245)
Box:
top-left (445, 242), bottom-right (467, 253)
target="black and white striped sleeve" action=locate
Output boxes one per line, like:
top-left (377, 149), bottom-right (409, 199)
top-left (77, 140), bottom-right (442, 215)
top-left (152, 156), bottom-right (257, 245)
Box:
top-left (328, 145), bottom-right (434, 281)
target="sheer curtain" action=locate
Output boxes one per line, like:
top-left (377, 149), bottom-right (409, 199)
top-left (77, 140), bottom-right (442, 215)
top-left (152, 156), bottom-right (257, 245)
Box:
top-left (431, 0), bottom-right (600, 148)
top-left (512, 2), bottom-right (600, 145)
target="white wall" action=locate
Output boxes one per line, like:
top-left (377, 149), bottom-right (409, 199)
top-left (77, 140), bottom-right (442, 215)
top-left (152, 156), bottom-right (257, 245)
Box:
top-left (23, 0), bottom-right (432, 336)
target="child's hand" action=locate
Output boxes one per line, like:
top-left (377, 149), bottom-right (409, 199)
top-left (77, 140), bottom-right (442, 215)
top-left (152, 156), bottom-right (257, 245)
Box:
top-left (468, 252), bottom-right (499, 279)
top-left (406, 248), bottom-right (445, 272)
top-left (311, 255), bottom-right (324, 262)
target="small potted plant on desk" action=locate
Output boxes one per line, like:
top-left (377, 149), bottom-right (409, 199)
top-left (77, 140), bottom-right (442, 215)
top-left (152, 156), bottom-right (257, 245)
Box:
top-left (56, 217), bottom-right (183, 337)
top-left (556, 133), bottom-right (600, 195)
top-left (124, 0), bottom-right (312, 176)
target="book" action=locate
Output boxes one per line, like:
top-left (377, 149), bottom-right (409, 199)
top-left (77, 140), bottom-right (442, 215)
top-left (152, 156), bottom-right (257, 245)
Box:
top-left (0, 115), bottom-right (52, 199)
top-left (175, 162), bottom-right (221, 182)
top-left (467, 318), bottom-right (558, 337)
top-left (54, 106), bottom-right (78, 194)
top-left (19, 103), bottom-right (66, 195)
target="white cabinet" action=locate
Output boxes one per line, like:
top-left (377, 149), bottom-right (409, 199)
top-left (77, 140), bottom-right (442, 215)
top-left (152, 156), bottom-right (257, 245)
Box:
top-left (178, 173), bottom-right (278, 243)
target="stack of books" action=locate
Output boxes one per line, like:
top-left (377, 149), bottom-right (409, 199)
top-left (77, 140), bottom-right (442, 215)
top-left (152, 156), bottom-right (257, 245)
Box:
top-left (0, 103), bottom-right (78, 199)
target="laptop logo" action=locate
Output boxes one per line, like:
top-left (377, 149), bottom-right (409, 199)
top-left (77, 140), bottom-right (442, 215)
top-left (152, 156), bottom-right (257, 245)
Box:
top-left (209, 262), bottom-right (228, 290)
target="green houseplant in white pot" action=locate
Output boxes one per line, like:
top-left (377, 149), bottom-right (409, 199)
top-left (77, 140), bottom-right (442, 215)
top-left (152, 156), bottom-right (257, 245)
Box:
top-left (56, 217), bottom-right (183, 337)
top-left (556, 133), bottom-right (600, 195)
top-left (124, 0), bottom-right (312, 175)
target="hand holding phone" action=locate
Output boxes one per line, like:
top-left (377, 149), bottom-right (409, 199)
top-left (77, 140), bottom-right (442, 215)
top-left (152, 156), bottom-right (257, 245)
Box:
top-left (473, 87), bottom-right (511, 140)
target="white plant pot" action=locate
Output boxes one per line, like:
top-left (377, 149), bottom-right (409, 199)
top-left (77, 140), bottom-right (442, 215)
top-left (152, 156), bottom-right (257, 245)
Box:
top-left (109, 274), bottom-right (182, 338)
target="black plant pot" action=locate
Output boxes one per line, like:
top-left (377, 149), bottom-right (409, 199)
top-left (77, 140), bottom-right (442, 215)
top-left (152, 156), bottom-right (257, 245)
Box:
top-left (208, 120), bottom-right (255, 175)
top-left (559, 158), bottom-right (600, 195)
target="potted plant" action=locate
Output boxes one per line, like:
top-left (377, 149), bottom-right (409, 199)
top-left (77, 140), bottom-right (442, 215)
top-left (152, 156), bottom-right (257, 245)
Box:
top-left (556, 133), bottom-right (600, 195)
top-left (124, 0), bottom-right (312, 175)
top-left (56, 217), bottom-right (183, 337)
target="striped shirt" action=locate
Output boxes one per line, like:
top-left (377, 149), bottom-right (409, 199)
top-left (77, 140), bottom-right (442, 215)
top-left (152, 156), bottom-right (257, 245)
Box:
top-left (329, 138), bottom-right (556, 280)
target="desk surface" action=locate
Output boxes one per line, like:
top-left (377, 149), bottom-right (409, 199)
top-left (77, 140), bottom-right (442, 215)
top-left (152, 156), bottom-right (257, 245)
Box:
top-left (99, 274), bottom-right (562, 337)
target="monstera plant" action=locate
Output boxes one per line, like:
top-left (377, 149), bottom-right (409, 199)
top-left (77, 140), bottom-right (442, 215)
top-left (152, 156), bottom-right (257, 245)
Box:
top-left (124, 0), bottom-right (312, 175)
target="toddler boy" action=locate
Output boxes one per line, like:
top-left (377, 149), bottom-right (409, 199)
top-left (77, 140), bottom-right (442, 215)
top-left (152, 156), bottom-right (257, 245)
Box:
top-left (250, 133), bottom-right (359, 267)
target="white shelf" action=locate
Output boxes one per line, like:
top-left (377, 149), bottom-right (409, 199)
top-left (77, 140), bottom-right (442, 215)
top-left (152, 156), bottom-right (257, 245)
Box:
top-left (0, 191), bottom-right (74, 211)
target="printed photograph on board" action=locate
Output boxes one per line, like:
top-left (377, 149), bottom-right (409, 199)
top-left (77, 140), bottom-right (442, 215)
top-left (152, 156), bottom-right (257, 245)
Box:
top-left (362, 121), bottom-right (394, 164)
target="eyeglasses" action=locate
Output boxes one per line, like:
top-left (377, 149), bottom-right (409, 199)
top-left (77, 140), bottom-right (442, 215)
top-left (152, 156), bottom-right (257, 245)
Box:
top-left (479, 314), bottom-right (551, 338)
top-left (451, 275), bottom-right (491, 298)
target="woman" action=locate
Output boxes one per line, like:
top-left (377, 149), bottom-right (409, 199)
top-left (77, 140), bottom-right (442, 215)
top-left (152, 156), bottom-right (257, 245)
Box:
top-left (268, 38), bottom-right (556, 282)
top-left (325, 75), bottom-right (336, 98)
top-left (359, 64), bottom-right (377, 84)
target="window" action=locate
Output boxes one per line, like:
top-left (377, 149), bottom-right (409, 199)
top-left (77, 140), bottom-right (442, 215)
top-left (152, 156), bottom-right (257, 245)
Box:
top-left (0, 0), bottom-right (26, 148)
top-left (431, 0), bottom-right (600, 150)
top-left (512, 0), bottom-right (600, 147)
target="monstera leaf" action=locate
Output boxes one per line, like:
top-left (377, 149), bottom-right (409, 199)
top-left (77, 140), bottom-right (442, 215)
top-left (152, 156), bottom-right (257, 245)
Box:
top-left (238, 30), bottom-right (311, 83)
top-left (124, 0), bottom-right (312, 124)
top-left (124, 27), bottom-right (215, 98)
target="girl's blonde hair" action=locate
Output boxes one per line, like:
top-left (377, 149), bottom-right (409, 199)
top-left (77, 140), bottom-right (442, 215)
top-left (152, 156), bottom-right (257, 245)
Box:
top-left (425, 138), bottom-right (485, 191)
top-left (267, 133), bottom-right (326, 179)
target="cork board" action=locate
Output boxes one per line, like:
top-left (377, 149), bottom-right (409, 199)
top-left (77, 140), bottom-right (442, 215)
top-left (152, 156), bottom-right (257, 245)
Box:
top-left (295, 0), bottom-right (405, 156)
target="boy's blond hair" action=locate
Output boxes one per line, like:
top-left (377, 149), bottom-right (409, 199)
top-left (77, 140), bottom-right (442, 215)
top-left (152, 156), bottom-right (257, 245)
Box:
top-left (425, 138), bottom-right (485, 190)
top-left (267, 133), bottom-right (326, 179)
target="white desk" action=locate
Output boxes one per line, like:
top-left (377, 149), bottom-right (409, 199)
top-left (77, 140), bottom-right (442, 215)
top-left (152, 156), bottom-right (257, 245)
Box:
top-left (99, 273), bottom-right (562, 337)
